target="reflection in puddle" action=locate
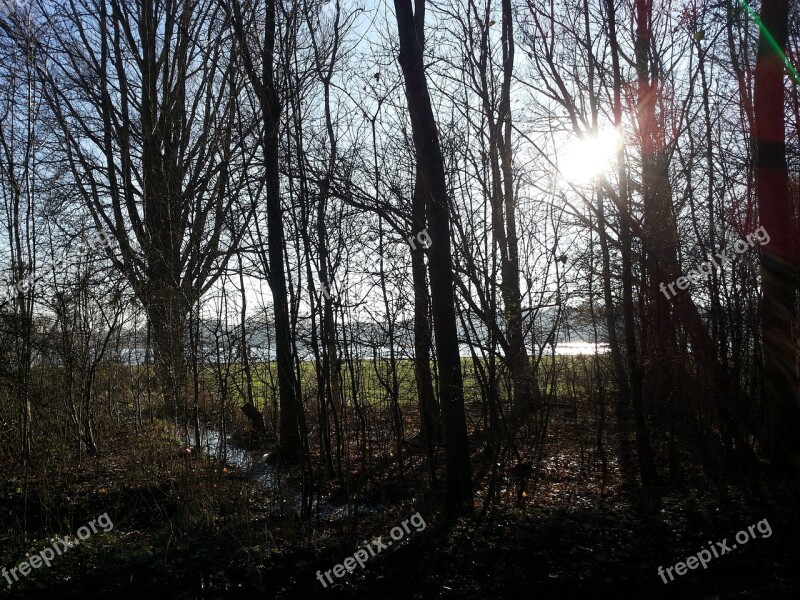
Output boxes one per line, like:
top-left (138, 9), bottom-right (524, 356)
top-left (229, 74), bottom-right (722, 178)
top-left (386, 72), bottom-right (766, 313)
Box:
top-left (186, 428), bottom-right (381, 518)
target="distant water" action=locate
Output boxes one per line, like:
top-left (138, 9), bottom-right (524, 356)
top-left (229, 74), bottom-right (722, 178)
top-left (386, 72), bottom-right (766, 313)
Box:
top-left (112, 340), bottom-right (608, 365)
top-left (547, 342), bottom-right (610, 356)
top-left (246, 341), bottom-right (609, 359)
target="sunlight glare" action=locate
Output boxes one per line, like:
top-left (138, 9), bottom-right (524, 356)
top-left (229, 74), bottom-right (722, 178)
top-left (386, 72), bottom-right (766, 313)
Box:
top-left (558, 129), bottom-right (621, 184)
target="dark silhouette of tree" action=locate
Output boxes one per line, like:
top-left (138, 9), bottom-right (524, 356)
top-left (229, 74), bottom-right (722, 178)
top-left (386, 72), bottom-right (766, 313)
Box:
top-left (393, 0), bottom-right (473, 516)
top-left (753, 0), bottom-right (800, 475)
top-left (222, 0), bottom-right (307, 460)
top-left (39, 0), bottom-right (254, 422)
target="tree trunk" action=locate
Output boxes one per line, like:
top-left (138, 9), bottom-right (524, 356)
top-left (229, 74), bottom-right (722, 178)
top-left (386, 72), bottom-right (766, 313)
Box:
top-left (394, 0), bottom-right (473, 517)
top-left (608, 0), bottom-right (658, 484)
top-left (478, 0), bottom-right (536, 420)
top-left (262, 0), bottom-right (305, 460)
top-left (147, 286), bottom-right (188, 420)
top-left (499, 0), bottom-right (536, 420)
top-left (632, 0), bottom-right (746, 467)
top-left (412, 169), bottom-right (440, 480)
top-left (753, 0), bottom-right (800, 475)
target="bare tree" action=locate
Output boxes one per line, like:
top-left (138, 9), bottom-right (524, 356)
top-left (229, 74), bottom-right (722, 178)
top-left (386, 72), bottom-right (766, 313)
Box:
top-left (393, 0), bottom-right (473, 516)
top-left (222, 0), bottom-right (308, 460)
top-left (38, 0), bottom-right (255, 425)
top-left (753, 0), bottom-right (800, 475)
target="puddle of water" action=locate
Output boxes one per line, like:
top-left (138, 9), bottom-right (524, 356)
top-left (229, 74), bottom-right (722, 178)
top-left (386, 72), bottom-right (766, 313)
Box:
top-left (186, 428), bottom-right (383, 518)
top-left (188, 428), bottom-right (275, 486)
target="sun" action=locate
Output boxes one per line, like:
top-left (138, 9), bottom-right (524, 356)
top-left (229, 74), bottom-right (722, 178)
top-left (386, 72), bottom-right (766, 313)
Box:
top-left (557, 128), bottom-right (621, 184)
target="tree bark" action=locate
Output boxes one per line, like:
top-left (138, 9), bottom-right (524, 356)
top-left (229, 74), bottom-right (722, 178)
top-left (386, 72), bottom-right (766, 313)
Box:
top-left (394, 0), bottom-right (473, 516)
top-left (631, 0), bottom-right (746, 467)
top-left (753, 0), bottom-right (800, 475)
top-left (225, 0), bottom-right (306, 460)
top-left (609, 0), bottom-right (658, 484)
top-left (412, 169), bottom-right (440, 476)
top-left (477, 0), bottom-right (536, 420)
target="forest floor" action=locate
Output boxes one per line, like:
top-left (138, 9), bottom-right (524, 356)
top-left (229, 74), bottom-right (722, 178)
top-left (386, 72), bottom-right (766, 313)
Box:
top-left (2, 398), bottom-right (799, 599)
